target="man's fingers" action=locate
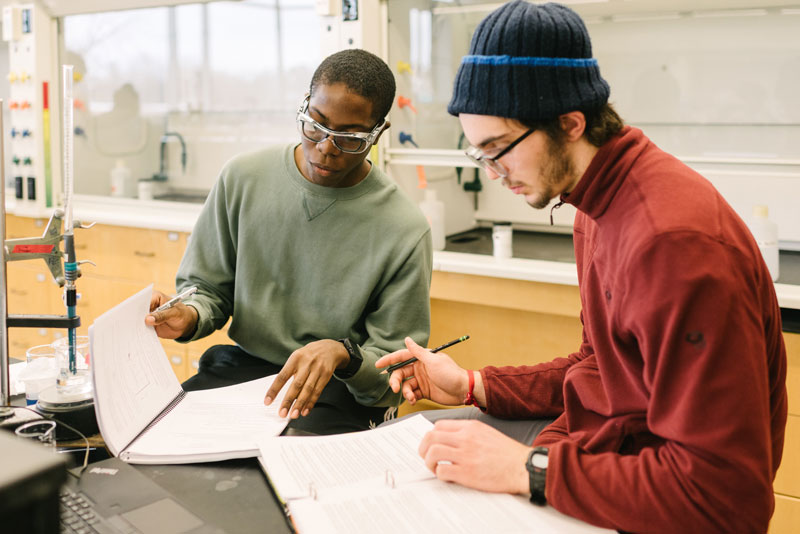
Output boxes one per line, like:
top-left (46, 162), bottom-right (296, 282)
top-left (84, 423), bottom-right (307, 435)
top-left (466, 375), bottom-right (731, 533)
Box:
top-left (292, 374), bottom-right (326, 418)
top-left (433, 462), bottom-right (462, 484)
top-left (149, 292), bottom-right (165, 312)
top-left (401, 376), bottom-right (421, 403)
top-left (420, 442), bottom-right (458, 474)
top-left (405, 336), bottom-right (437, 365)
top-left (388, 364), bottom-right (416, 392)
top-left (264, 366), bottom-right (296, 408)
top-left (375, 348), bottom-right (413, 369)
top-left (419, 425), bottom-right (464, 458)
top-left (431, 419), bottom-right (478, 433)
top-left (279, 368), bottom-right (312, 418)
top-left (148, 310), bottom-right (167, 324)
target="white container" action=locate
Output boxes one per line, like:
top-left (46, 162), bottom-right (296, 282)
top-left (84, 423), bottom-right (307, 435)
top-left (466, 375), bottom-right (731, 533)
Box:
top-left (138, 179), bottom-right (155, 201)
top-left (492, 222), bottom-right (513, 259)
top-left (748, 205), bottom-right (779, 282)
top-left (419, 189), bottom-right (445, 251)
top-left (110, 159), bottom-right (132, 197)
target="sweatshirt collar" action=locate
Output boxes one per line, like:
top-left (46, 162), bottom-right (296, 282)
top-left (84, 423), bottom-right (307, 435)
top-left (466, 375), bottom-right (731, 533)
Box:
top-left (284, 144), bottom-right (378, 201)
top-left (562, 126), bottom-right (648, 220)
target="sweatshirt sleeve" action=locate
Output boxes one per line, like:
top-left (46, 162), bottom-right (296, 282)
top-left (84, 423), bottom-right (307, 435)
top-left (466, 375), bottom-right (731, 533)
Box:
top-left (481, 311), bottom-right (592, 419)
top-left (336, 229), bottom-right (433, 407)
top-left (546, 232), bottom-right (783, 533)
top-left (175, 169), bottom-right (238, 341)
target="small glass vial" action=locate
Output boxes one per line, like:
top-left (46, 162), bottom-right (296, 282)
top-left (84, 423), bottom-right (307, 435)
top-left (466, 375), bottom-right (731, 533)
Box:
top-left (492, 222), bottom-right (513, 259)
top-left (748, 205), bottom-right (779, 282)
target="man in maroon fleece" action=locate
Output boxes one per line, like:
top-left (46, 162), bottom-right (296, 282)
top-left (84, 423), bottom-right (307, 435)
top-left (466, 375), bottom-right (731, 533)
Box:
top-left (375, 2), bottom-right (787, 532)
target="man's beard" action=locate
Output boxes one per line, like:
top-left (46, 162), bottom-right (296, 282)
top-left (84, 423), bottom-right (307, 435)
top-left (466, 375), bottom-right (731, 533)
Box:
top-left (527, 133), bottom-right (576, 210)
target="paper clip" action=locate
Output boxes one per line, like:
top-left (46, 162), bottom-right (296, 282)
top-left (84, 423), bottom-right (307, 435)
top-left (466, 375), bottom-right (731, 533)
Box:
top-left (385, 470), bottom-right (396, 489)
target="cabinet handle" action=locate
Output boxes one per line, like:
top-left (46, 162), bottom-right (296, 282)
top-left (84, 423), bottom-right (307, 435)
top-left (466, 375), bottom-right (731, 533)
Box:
top-left (133, 250), bottom-right (156, 258)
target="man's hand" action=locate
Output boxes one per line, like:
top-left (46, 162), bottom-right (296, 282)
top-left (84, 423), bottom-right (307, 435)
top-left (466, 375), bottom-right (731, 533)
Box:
top-left (375, 337), bottom-right (470, 407)
top-left (263, 339), bottom-right (349, 419)
top-left (419, 419), bottom-right (531, 495)
top-left (144, 289), bottom-right (198, 339)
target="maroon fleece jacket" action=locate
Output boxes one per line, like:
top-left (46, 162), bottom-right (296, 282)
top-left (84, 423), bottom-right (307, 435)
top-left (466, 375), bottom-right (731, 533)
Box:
top-left (481, 127), bottom-right (787, 533)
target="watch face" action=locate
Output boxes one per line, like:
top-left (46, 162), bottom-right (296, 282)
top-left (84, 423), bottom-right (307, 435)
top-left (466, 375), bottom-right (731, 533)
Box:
top-left (532, 453), bottom-right (549, 469)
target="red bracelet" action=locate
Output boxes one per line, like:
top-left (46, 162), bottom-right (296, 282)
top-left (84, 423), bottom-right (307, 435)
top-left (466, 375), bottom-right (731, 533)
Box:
top-left (464, 369), bottom-right (479, 407)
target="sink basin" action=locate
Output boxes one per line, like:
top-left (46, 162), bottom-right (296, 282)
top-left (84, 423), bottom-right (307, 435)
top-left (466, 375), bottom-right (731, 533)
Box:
top-left (152, 189), bottom-right (209, 204)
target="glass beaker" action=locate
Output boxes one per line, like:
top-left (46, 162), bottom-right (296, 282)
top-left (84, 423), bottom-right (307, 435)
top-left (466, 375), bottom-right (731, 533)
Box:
top-left (21, 344), bottom-right (59, 405)
top-left (53, 335), bottom-right (92, 396)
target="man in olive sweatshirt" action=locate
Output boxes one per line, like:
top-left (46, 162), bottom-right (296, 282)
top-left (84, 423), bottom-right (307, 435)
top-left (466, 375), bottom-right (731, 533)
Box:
top-left (146, 49), bottom-right (432, 435)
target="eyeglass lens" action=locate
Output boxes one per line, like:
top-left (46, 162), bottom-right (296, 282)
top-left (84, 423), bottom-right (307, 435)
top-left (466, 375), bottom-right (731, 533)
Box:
top-left (299, 120), bottom-right (366, 153)
top-left (466, 149), bottom-right (508, 177)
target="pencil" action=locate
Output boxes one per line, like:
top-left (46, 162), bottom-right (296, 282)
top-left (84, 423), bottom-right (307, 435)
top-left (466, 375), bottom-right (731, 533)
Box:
top-left (380, 335), bottom-right (469, 375)
top-left (154, 286), bottom-right (198, 313)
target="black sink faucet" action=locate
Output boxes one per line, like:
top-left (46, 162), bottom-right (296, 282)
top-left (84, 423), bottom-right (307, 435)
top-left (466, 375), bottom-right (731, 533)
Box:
top-left (155, 131), bottom-right (187, 181)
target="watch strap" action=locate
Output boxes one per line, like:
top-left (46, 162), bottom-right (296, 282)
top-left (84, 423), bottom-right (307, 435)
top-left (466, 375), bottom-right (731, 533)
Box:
top-left (334, 338), bottom-right (363, 379)
top-left (526, 446), bottom-right (548, 505)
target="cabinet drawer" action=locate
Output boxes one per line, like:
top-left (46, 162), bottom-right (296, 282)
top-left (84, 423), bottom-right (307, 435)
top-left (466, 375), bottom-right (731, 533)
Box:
top-left (5, 214), bottom-right (49, 239)
top-left (6, 263), bottom-right (61, 316)
top-left (7, 328), bottom-right (61, 360)
top-left (785, 332), bottom-right (799, 416)
top-left (80, 224), bottom-right (187, 289)
top-left (769, 494), bottom-right (800, 534)
top-left (75, 277), bottom-right (147, 328)
top-left (774, 414), bottom-right (799, 497)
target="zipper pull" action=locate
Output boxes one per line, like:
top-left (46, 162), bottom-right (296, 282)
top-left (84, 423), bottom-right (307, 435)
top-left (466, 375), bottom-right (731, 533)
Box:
top-left (550, 200), bottom-right (565, 226)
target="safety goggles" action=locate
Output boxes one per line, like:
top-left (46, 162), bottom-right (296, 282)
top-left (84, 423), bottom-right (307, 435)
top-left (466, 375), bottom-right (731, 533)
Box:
top-left (296, 95), bottom-right (385, 154)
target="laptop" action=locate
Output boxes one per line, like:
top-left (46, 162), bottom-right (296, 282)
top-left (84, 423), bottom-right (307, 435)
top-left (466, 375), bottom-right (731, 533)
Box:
top-left (63, 457), bottom-right (225, 534)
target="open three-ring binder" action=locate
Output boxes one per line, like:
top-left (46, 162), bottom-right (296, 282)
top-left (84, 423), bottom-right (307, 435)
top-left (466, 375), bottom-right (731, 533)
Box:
top-left (257, 415), bottom-right (613, 534)
top-left (89, 285), bottom-right (290, 464)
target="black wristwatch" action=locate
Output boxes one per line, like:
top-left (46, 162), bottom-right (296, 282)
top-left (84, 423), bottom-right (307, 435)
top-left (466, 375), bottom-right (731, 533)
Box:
top-left (334, 338), bottom-right (363, 379)
top-left (526, 446), bottom-right (549, 505)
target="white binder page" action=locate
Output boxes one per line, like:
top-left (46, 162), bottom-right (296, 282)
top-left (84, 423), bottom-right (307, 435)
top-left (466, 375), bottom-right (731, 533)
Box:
top-left (259, 414), bottom-right (435, 500)
top-left (90, 285), bottom-right (180, 457)
top-left (126, 375), bottom-right (289, 463)
top-left (289, 478), bottom-right (616, 534)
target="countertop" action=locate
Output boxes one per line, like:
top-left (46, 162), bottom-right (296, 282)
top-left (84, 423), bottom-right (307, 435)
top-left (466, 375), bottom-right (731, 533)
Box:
top-left (7, 195), bottom-right (800, 310)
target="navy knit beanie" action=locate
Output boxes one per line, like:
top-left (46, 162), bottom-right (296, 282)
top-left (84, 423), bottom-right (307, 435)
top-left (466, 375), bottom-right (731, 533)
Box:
top-left (447, 1), bottom-right (610, 121)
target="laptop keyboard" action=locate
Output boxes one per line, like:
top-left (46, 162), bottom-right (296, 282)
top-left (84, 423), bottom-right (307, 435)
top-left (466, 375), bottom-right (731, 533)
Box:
top-left (60, 487), bottom-right (120, 534)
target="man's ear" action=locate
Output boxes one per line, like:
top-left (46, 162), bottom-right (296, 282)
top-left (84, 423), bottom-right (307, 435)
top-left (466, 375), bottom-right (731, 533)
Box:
top-left (559, 111), bottom-right (586, 142)
top-left (374, 120), bottom-right (391, 143)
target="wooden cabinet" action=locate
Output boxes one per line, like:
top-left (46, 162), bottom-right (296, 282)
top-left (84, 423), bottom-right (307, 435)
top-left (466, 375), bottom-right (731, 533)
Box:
top-left (770, 331), bottom-right (800, 533)
top-left (4, 216), bottom-right (64, 359)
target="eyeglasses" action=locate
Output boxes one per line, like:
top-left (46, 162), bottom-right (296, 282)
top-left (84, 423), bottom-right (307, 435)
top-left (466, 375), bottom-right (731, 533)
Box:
top-left (464, 128), bottom-right (535, 178)
top-left (296, 95), bottom-right (385, 154)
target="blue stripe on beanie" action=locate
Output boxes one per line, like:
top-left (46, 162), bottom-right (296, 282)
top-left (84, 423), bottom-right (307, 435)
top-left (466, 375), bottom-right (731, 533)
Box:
top-left (463, 55), bottom-right (599, 69)
top-left (448, 1), bottom-right (610, 121)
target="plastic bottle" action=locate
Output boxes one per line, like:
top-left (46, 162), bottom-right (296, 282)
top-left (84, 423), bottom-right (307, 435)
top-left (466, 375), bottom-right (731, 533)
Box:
top-left (748, 205), bottom-right (779, 282)
top-left (492, 222), bottom-right (513, 259)
top-left (419, 189), bottom-right (445, 251)
top-left (110, 159), bottom-right (132, 198)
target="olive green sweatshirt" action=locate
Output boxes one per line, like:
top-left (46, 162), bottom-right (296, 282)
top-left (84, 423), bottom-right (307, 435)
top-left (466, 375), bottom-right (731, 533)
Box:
top-left (176, 144), bottom-right (432, 407)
